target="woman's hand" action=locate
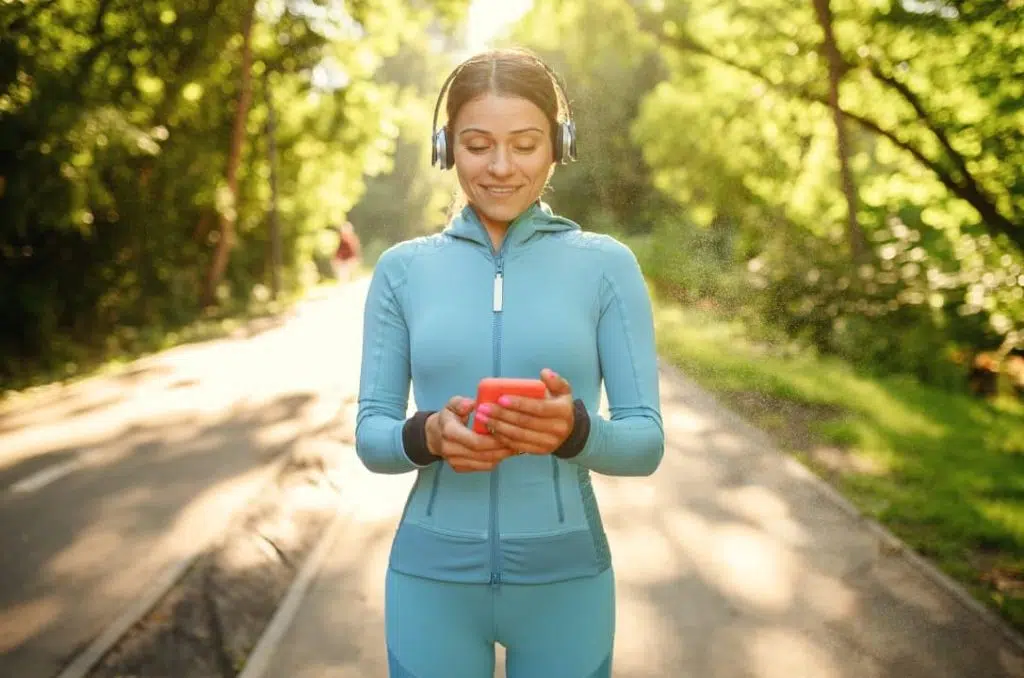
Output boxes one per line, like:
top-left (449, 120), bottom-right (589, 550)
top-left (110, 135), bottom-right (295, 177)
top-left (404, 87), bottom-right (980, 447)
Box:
top-left (475, 369), bottom-right (575, 455)
top-left (426, 396), bottom-right (519, 473)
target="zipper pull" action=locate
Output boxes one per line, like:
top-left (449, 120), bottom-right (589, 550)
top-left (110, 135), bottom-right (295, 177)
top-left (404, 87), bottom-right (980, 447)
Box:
top-left (493, 272), bottom-right (503, 312)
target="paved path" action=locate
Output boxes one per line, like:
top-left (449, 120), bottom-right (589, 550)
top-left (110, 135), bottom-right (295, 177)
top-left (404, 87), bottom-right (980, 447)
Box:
top-left (5, 276), bottom-right (1022, 678)
top-left (0, 282), bottom-right (367, 678)
top-left (254, 287), bottom-right (1024, 677)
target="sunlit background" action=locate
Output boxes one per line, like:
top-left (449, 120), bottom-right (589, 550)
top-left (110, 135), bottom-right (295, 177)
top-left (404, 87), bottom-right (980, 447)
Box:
top-left (465, 0), bottom-right (533, 52)
top-left (1, 0), bottom-right (1022, 675)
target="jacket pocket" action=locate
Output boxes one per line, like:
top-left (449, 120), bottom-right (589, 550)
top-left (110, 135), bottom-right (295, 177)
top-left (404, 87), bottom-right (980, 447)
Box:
top-left (551, 456), bottom-right (566, 523)
top-left (426, 464), bottom-right (443, 516)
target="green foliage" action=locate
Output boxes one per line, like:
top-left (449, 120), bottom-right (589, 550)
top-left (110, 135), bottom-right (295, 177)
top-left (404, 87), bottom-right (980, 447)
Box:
top-left (617, 0), bottom-right (1024, 388)
top-left (346, 34), bottom-right (464, 244)
top-left (0, 0), bottom-right (468, 390)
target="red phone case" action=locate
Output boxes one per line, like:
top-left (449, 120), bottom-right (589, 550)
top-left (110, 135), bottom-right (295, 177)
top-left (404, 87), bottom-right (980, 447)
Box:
top-left (473, 377), bottom-right (547, 434)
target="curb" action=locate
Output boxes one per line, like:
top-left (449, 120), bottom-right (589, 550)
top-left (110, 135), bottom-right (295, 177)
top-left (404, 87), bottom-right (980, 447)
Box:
top-left (237, 502), bottom-right (347, 678)
top-left (661, 361), bottom-right (1024, 657)
top-left (54, 451), bottom-right (294, 678)
top-left (781, 452), bottom-right (1024, 657)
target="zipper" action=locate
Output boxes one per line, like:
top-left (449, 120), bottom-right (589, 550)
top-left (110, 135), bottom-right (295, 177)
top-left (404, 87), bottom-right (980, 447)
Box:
top-left (493, 265), bottom-right (503, 312)
top-left (479, 208), bottom-right (532, 590)
top-left (489, 251), bottom-right (505, 589)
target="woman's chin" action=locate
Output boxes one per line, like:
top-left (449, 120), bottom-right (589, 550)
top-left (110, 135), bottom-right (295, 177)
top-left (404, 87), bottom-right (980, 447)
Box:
top-left (475, 201), bottom-right (530, 227)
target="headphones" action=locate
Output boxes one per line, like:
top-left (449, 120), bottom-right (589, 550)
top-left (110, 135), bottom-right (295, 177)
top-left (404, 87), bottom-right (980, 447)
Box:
top-left (430, 54), bottom-right (578, 171)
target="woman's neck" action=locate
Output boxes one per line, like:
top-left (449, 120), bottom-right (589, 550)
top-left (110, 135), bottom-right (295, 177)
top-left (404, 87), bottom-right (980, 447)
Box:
top-left (470, 206), bottom-right (508, 252)
top-left (468, 200), bottom-right (541, 251)
top-left (482, 220), bottom-right (508, 251)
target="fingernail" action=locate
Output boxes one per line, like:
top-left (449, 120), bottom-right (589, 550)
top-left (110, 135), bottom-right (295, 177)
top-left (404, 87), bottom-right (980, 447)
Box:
top-left (497, 396), bottom-right (512, 407)
top-left (478, 403), bottom-right (493, 415)
top-left (476, 412), bottom-right (489, 424)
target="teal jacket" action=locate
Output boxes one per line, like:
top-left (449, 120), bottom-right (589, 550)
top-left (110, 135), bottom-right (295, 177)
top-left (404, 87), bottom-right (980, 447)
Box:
top-left (356, 202), bottom-right (664, 585)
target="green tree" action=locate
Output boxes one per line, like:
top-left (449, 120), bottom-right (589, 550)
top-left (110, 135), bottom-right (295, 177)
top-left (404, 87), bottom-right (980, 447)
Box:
top-left (0, 0), bottom-right (468, 389)
top-left (627, 0), bottom-right (1022, 379)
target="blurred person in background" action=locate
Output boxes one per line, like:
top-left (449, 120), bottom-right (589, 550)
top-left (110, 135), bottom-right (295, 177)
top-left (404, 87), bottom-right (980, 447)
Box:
top-left (332, 221), bottom-right (362, 282)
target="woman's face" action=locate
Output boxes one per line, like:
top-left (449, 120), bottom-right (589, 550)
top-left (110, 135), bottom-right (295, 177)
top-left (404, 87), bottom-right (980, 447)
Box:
top-left (451, 93), bottom-right (554, 231)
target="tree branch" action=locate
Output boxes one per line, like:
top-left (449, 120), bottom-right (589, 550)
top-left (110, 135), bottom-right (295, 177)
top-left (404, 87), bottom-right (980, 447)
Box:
top-left (642, 19), bottom-right (1022, 252)
top-left (869, 64), bottom-right (963, 166)
top-left (812, 0), bottom-right (869, 263)
top-left (858, 59), bottom-right (984, 199)
top-left (204, 0), bottom-right (258, 306)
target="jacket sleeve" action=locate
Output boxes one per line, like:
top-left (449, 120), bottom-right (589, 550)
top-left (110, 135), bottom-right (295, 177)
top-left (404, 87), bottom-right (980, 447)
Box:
top-left (354, 248), bottom-right (431, 474)
top-left (565, 240), bottom-right (664, 476)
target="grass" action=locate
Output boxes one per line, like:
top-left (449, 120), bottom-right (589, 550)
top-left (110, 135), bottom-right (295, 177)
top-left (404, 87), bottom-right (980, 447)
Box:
top-left (652, 294), bottom-right (1024, 632)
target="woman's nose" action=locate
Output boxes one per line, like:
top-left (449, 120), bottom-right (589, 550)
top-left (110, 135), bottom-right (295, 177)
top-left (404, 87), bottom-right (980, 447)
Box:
top-left (488, 148), bottom-right (514, 176)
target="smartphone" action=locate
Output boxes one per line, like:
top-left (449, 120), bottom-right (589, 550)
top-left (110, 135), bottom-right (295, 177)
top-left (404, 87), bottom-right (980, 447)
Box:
top-left (472, 377), bottom-right (548, 434)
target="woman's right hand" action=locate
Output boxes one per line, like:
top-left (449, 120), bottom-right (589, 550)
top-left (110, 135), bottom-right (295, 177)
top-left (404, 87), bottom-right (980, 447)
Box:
top-left (426, 396), bottom-right (518, 473)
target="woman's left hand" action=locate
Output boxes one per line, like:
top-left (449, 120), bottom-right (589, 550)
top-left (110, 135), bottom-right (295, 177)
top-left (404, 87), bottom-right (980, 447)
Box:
top-left (475, 368), bottom-right (575, 455)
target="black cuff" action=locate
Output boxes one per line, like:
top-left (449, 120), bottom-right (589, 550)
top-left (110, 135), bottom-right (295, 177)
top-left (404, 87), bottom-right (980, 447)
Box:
top-left (553, 399), bottom-right (591, 460)
top-left (402, 410), bottom-right (441, 466)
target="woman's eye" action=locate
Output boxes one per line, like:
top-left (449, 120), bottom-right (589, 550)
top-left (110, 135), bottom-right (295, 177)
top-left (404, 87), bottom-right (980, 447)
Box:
top-left (515, 145), bottom-right (537, 153)
top-left (466, 146), bottom-right (490, 153)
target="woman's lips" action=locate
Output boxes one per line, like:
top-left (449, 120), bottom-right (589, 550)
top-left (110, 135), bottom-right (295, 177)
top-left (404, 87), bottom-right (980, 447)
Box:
top-left (481, 185), bottom-right (521, 198)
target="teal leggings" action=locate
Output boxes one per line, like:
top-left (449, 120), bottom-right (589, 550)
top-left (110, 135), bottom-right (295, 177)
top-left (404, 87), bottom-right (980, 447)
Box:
top-left (385, 567), bottom-right (615, 678)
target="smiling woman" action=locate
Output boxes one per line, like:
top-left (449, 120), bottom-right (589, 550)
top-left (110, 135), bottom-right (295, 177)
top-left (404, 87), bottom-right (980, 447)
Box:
top-left (355, 47), bottom-right (664, 678)
top-left (445, 59), bottom-right (561, 247)
top-left (429, 48), bottom-right (578, 248)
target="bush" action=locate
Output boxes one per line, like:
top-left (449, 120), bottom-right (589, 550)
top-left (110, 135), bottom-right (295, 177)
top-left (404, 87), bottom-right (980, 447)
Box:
top-left (633, 212), bottom-right (1021, 396)
top-left (633, 216), bottom-right (747, 311)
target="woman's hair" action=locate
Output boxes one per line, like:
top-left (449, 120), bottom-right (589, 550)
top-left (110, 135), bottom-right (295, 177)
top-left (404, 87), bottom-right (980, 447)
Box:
top-left (445, 48), bottom-right (563, 150)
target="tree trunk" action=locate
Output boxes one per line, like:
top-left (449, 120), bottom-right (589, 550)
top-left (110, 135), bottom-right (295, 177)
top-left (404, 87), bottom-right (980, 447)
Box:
top-left (811, 0), bottom-right (869, 263)
top-left (265, 71), bottom-right (282, 301)
top-left (204, 0), bottom-right (257, 307)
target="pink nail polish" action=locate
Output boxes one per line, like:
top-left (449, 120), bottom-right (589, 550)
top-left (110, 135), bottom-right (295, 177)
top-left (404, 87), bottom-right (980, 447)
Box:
top-left (478, 403), bottom-right (493, 415)
top-left (498, 395), bottom-right (513, 407)
top-left (476, 412), bottom-right (489, 423)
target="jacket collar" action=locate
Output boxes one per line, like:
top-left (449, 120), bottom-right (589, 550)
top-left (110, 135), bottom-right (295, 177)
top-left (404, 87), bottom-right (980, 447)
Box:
top-left (444, 200), bottom-right (580, 252)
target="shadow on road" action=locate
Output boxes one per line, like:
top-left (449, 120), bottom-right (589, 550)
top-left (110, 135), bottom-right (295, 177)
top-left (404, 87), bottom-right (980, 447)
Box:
top-left (0, 391), bottom-right (318, 678)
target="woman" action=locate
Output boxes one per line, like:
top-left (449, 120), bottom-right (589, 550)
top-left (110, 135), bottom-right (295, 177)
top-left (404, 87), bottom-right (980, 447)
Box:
top-left (356, 47), bottom-right (664, 678)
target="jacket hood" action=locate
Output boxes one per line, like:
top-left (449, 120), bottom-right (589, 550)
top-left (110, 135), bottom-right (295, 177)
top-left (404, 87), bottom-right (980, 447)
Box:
top-left (443, 201), bottom-right (580, 251)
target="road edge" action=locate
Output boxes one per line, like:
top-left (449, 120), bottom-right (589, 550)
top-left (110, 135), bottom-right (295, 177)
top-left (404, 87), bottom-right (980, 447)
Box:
top-left (659, 361), bottom-right (1024, 657)
top-left (53, 451), bottom-right (293, 678)
top-left (236, 502), bottom-right (347, 678)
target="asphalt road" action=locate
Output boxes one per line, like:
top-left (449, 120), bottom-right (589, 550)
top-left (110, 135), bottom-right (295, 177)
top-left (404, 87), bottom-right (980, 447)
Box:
top-left (0, 280), bottom-right (368, 678)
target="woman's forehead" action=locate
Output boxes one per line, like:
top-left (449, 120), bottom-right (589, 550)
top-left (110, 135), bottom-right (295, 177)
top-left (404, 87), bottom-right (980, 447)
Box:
top-left (454, 93), bottom-right (550, 134)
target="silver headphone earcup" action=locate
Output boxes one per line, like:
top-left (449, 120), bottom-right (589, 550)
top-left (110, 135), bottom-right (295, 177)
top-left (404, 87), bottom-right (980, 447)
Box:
top-left (560, 122), bottom-right (577, 164)
top-left (432, 130), bottom-right (447, 169)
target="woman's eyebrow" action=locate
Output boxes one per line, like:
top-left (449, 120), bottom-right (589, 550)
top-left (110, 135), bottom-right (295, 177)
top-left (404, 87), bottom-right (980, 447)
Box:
top-left (457, 127), bottom-right (544, 136)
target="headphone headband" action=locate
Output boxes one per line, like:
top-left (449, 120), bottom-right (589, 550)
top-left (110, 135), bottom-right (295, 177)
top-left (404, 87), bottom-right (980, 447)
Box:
top-left (431, 52), bottom-right (578, 170)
